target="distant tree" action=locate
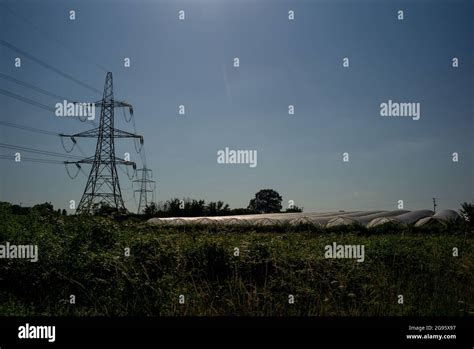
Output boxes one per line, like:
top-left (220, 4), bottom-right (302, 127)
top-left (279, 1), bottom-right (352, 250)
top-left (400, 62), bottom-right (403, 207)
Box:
top-left (10, 204), bottom-right (30, 215)
top-left (92, 202), bottom-right (116, 216)
top-left (32, 202), bottom-right (54, 215)
top-left (61, 209), bottom-right (67, 216)
top-left (207, 201), bottom-right (218, 215)
top-left (216, 201), bottom-right (230, 214)
top-left (229, 208), bottom-right (254, 216)
top-left (285, 205), bottom-right (303, 213)
top-left (166, 198), bottom-right (182, 216)
top-left (248, 189), bottom-right (282, 213)
top-left (460, 202), bottom-right (474, 227)
top-left (207, 201), bottom-right (230, 216)
top-left (144, 202), bottom-right (159, 216)
top-left (190, 199), bottom-right (206, 216)
top-left (151, 198), bottom-right (234, 217)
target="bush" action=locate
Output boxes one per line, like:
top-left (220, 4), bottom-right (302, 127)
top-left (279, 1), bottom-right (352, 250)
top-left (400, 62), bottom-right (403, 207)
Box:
top-left (0, 208), bottom-right (472, 316)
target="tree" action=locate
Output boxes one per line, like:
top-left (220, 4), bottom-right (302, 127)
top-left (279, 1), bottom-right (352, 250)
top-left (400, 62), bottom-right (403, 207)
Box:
top-left (32, 202), bottom-right (54, 215)
top-left (460, 202), bottom-right (474, 227)
top-left (248, 189), bottom-right (282, 213)
top-left (92, 202), bottom-right (116, 216)
top-left (216, 201), bottom-right (230, 214)
top-left (144, 202), bottom-right (159, 216)
top-left (165, 198), bottom-right (182, 216)
top-left (189, 199), bottom-right (206, 216)
top-left (207, 201), bottom-right (218, 215)
top-left (285, 205), bottom-right (303, 213)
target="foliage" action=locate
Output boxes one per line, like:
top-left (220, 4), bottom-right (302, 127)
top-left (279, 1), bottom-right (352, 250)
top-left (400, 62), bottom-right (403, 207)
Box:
top-left (285, 205), bottom-right (303, 213)
top-left (143, 202), bottom-right (159, 216)
top-left (460, 202), bottom-right (474, 228)
top-left (32, 202), bottom-right (54, 215)
top-left (145, 198), bottom-right (233, 217)
top-left (0, 203), bottom-right (472, 316)
top-left (248, 189), bottom-right (283, 213)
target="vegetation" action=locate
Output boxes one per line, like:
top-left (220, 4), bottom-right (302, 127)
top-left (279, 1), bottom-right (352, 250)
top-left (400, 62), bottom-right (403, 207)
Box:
top-left (0, 201), bottom-right (472, 316)
top-left (148, 198), bottom-right (233, 217)
top-left (284, 205), bottom-right (303, 213)
top-left (248, 189), bottom-right (283, 213)
top-left (460, 202), bottom-right (474, 224)
top-left (142, 189), bottom-right (295, 217)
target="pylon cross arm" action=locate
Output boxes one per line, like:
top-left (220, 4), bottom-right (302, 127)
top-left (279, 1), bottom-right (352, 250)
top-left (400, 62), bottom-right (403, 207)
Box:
top-left (68, 128), bottom-right (100, 138)
top-left (90, 100), bottom-right (132, 108)
top-left (113, 128), bottom-right (142, 139)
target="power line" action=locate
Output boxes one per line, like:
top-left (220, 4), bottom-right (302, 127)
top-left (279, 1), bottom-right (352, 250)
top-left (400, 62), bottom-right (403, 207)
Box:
top-left (0, 120), bottom-right (58, 136)
top-left (0, 89), bottom-right (98, 127)
top-left (1, 4), bottom-right (109, 73)
top-left (2, 42), bottom-right (142, 168)
top-left (0, 72), bottom-right (69, 101)
top-left (119, 94), bottom-right (155, 210)
top-left (1, 40), bottom-right (102, 95)
top-left (0, 73), bottom-right (99, 128)
top-left (74, 142), bottom-right (88, 158)
top-left (0, 121), bottom-right (91, 158)
top-left (0, 154), bottom-right (64, 165)
top-left (120, 105), bottom-right (147, 165)
top-left (0, 121), bottom-right (135, 183)
top-left (0, 87), bottom-right (55, 112)
top-left (117, 163), bottom-right (137, 180)
top-left (0, 142), bottom-right (82, 160)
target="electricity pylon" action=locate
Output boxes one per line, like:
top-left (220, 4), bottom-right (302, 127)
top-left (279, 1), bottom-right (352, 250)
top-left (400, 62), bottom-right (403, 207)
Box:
top-left (62, 72), bottom-right (143, 214)
top-left (133, 167), bottom-right (155, 214)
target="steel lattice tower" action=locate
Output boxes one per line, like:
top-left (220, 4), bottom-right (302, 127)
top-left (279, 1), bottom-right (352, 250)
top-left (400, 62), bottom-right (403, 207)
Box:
top-left (133, 167), bottom-right (155, 214)
top-left (62, 72), bottom-right (143, 214)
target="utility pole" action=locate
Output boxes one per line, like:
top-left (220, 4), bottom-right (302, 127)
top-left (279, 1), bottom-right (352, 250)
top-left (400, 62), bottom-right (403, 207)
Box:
top-left (62, 72), bottom-right (143, 214)
top-left (432, 198), bottom-right (437, 213)
top-left (133, 167), bottom-right (155, 214)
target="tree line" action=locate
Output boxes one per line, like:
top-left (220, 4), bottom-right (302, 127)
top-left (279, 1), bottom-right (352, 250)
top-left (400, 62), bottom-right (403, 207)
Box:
top-left (143, 189), bottom-right (303, 217)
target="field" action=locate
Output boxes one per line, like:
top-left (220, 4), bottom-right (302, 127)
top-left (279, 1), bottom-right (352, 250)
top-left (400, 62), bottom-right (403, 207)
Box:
top-left (0, 204), bottom-right (473, 316)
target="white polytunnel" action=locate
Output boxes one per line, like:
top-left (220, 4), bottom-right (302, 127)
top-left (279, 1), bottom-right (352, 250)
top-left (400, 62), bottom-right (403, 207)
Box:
top-left (433, 210), bottom-right (459, 220)
top-left (147, 209), bottom-right (459, 228)
top-left (414, 209), bottom-right (460, 227)
top-left (326, 216), bottom-right (358, 228)
top-left (366, 217), bottom-right (400, 228)
top-left (352, 210), bottom-right (410, 225)
top-left (392, 210), bottom-right (434, 224)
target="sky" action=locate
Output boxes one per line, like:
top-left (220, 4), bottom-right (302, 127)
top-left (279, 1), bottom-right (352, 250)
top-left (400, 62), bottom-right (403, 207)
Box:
top-left (0, 0), bottom-right (473, 213)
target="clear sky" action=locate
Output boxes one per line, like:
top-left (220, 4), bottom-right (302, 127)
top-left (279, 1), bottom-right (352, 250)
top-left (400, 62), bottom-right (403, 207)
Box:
top-left (1, 0), bottom-right (472, 213)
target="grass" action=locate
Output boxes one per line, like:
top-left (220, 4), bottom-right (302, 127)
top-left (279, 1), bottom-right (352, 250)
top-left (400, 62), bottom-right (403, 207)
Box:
top-left (0, 207), bottom-right (473, 316)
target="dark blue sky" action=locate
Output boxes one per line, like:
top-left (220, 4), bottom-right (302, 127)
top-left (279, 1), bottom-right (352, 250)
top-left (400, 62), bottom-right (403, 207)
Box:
top-left (1, 0), bottom-right (472, 212)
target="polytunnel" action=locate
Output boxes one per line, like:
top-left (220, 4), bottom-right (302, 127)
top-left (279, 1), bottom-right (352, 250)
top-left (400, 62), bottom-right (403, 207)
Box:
top-left (147, 209), bottom-right (456, 228)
